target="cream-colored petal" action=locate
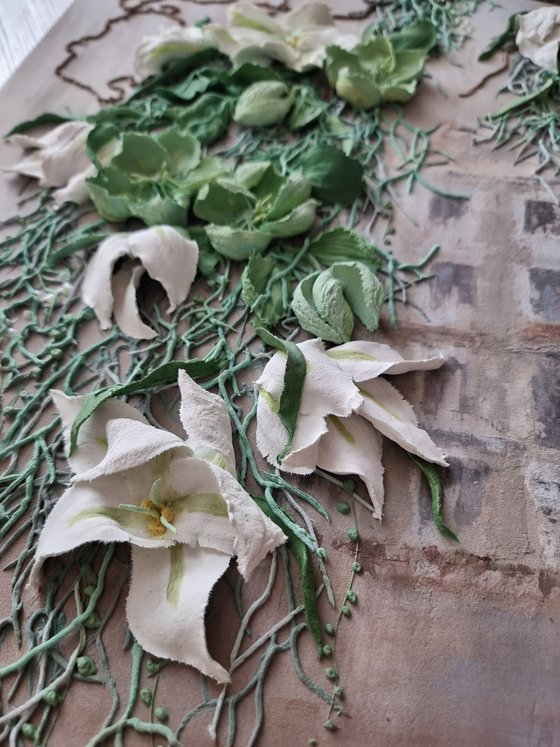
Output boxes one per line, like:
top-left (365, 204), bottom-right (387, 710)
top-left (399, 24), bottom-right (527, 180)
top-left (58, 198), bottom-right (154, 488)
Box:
top-left (234, 40), bottom-right (299, 69)
top-left (111, 260), bottom-right (158, 340)
top-left (81, 226), bottom-right (199, 333)
top-left (284, 2), bottom-right (334, 30)
top-left (177, 370), bottom-right (236, 475)
top-left (327, 340), bottom-right (444, 381)
top-left (127, 545), bottom-right (231, 682)
top-left (51, 389), bottom-right (147, 473)
top-left (279, 413), bottom-right (328, 473)
top-left (229, 1), bottom-right (284, 37)
top-left (78, 418), bottom-right (190, 481)
top-left (317, 414), bottom-right (385, 519)
top-left (134, 25), bottom-right (213, 78)
top-left (516, 8), bottom-right (560, 72)
top-left (29, 477), bottom-right (176, 588)
top-left (52, 164), bottom-right (95, 205)
top-left (256, 338), bottom-right (361, 420)
top-left (4, 152), bottom-right (44, 180)
top-left (358, 377), bottom-right (448, 466)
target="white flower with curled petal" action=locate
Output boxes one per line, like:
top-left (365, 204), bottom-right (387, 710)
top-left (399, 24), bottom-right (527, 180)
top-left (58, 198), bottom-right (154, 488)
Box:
top-left (206, 1), bottom-right (359, 72)
top-left (81, 226), bottom-right (199, 340)
top-left (4, 121), bottom-right (95, 205)
top-left (31, 371), bottom-right (285, 683)
top-left (256, 339), bottom-right (447, 519)
top-left (516, 7), bottom-right (560, 72)
top-left (134, 24), bottom-right (215, 78)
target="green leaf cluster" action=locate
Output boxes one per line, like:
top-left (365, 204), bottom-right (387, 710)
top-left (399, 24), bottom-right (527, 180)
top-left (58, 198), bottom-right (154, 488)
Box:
top-left (241, 254), bottom-right (287, 327)
top-left (291, 261), bottom-right (385, 343)
top-left (86, 126), bottom-right (227, 225)
top-left (325, 21), bottom-right (436, 109)
top-left (194, 161), bottom-right (319, 259)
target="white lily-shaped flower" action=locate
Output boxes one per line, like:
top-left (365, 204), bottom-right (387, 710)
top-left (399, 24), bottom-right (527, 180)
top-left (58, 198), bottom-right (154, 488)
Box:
top-left (134, 24), bottom-right (215, 79)
top-left (206, 1), bottom-right (359, 72)
top-left (256, 339), bottom-right (447, 519)
top-left (516, 7), bottom-right (560, 72)
top-left (81, 226), bottom-right (199, 340)
top-left (5, 121), bottom-right (95, 205)
top-left (31, 371), bottom-right (285, 683)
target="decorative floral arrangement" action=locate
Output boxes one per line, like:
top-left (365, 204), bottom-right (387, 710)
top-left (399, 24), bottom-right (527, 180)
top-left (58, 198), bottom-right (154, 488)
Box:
top-left (0, 1), bottom-right (487, 744)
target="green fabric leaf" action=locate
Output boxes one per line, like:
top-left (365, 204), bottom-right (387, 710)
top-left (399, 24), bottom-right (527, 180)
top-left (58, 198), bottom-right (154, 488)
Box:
top-left (256, 328), bottom-right (307, 462)
top-left (330, 261), bottom-right (385, 332)
top-left (86, 123), bottom-right (120, 166)
top-left (335, 69), bottom-right (382, 109)
top-left (6, 112), bottom-right (77, 137)
top-left (241, 253), bottom-right (286, 327)
top-left (292, 272), bottom-right (353, 344)
top-left (189, 227), bottom-right (220, 278)
top-left (289, 86), bottom-right (325, 130)
top-left (356, 37), bottom-right (396, 77)
top-left (388, 21), bottom-right (437, 54)
top-left (308, 227), bottom-right (380, 270)
top-left (490, 79), bottom-right (554, 119)
top-left (233, 160), bottom-right (272, 190)
top-left (129, 48), bottom-right (226, 100)
top-left (205, 225), bottom-right (272, 260)
top-left (69, 358), bottom-right (225, 454)
top-left (49, 233), bottom-right (109, 266)
top-left (478, 13), bottom-right (521, 61)
top-left (175, 93), bottom-right (233, 144)
top-left (409, 454), bottom-right (458, 542)
top-left (299, 145), bottom-right (363, 206)
top-left (174, 156), bottom-right (229, 197)
top-left (229, 62), bottom-right (287, 87)
top-left (156, 128), bottom-right (201, 177)
top-left (194, 180), bottom-right (254, 224)
top-left (111, 133), bottom-right (167, 178)
top-left (265, 175), bottom-right (312, 221)
top-left (259, 199), bottom-right (318, 237)
top-left (233, 81), bottom-right (293, 127)
top-left (253, 496), bottom-right (323, 655)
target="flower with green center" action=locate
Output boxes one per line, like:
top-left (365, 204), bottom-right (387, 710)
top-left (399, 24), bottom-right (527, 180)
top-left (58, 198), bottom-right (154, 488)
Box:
top-left (5, 121), bottom-right (95, 205)
top-left (255, 339), bottom-right (447, 519)
top-left (206, 1), bottom-right (358, 72)
top-left (31, 371), bottom-right (285, 683)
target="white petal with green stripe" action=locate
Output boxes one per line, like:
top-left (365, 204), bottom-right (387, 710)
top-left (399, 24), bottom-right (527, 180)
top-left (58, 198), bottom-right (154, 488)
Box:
top-left (328, 340), bottom-right (444, 381)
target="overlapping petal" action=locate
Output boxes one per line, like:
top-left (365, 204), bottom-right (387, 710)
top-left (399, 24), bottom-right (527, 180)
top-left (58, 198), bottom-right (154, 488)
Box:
top-left (255, 338), bottom-right (446, 517)
top-left (134, 25), bottom-right (214, 78)
top-left (5, 121), bottom-right (94, 205)
top-left (516, 8), bottom-right (560, 72)
top-left (32, 374), bottom-right (285, 681)
top-left (81, 226), bottom-right (199, 339)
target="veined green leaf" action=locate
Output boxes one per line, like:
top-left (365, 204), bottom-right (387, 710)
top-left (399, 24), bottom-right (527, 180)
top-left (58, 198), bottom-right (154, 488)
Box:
top-left (299, 145), bottom-right (363, 206)
top-left (389, 21), bottom-right (437, 54)
top-left (308, 227), bottom-right (379, 270)
top-left (156, 128), bottom-right (201, 177)
top-left (490, 79), bottom-right (554, 119)
top-left (6, 112), bottom-right (77, 137)
top-left (292, 272), bottom-right (353, 344)
top-left (175, 93), bottom-right (233, 144)
top-left (194, 180), bottom-right (254, 224)
top-left (49, 233), bottom-right (109, 266)
top-left (241, 253), bottom-right (286, 327)
top-left (331, 261), bottom-right (385, 332)
top-left (233, 81), bottom-right (293, 127)
top-left (205, 225), bottom-right (272, 259)
top-left (478, 13), bottom-right (521, 61)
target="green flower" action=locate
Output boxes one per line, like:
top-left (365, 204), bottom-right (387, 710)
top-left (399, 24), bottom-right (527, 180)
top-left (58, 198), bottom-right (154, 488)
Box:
top-left (194, 161), bottom-right (318, 259)
top-left (325, 21), bottom-right (436, 109)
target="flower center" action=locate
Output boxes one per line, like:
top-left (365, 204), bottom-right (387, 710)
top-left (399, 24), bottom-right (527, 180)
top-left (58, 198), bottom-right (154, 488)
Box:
top-left (118, 479), bottom-right (177, 537)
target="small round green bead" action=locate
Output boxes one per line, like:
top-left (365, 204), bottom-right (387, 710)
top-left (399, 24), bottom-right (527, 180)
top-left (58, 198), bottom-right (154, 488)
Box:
top-left (325, 667), bottom-right (337, 680)
top-left (352, 561), bottom-right (363, 573)
top-left (155, 706), bottom-right (169, 722)
top-left (146, 658), bottom-right (161, 675)
top-left (140, 688), bottom-right (153, 706)
top-left (342, 479), bottom-right (356, 495)
top-left (322, 645), bottom-right (333, 657)
top-left (21, 723), bottom-right (38, 739)
top-left (341, 605), bottom-right (352, 617)
top-left (347, 528), bottom-right (359, 542)
top-left (323, 719), bottom-right (337, 731)
top-left (76, 656), bottom-right (97, 677)
top-left (336, 501), bottom-right (350, 515)
top-left (324, 623), bottom-right (335, 636)
top-left (346, 590), bottom-right (358, 604)
top-left (43, 689), bottom-right (63, 707)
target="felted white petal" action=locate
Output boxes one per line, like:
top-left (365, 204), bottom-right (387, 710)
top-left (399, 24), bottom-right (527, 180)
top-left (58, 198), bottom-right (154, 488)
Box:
top-left (111, 260), bottom-right (158, 340)
top-left (4, 152), bottom-right (44, 180)
top-left (278, 414), bottom-right (329, 473)
top-left (256, 338), bottom-right (361, 420)
top-left (51, 389), bottom-right (147, 473)
top-left (317, 414), bottom-right (385, 519)
top-left (516, 8), bottom-right (560, 72)
top-left (127, 545), bottom-right (231, 682)
top-left (358, 377), bottom-right (448, 466)
top-left (29, 476), bottom-right (177, 587)
top-left (78, 418), bottom-right (191, 482)
top-left (284, 2), bottom-right (334, 30)
top-left (327, 340), bottom-right (444, 381)
top-left (234, 40), bottom-right (299, 69)
top-left (229, 1), bottom-right (284, 37)
top-left (134, 25), bottom-right (213, 78)
top-left (52, 164), bottom-right (96, 205)
top-left (81, 226), bottom-right (199, 333)
top-left (178, 371), bottom-right (235, 474)
top-left (208, 461), bottom-right (285, 578)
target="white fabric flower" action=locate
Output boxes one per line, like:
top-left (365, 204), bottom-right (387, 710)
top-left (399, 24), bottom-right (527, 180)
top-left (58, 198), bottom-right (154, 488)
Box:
top-left (256, 339), bottom-right (447, 519)
top-left (81, 226), bottom-right (199, 340)
top-left (516, 7), bottom-right (560, 72)
top-left (31, 371), bottom-right (285, 683)
top-left (134, 24), bottom-right (214, 78)
top-left (5, 121), bottom-right (95, 205)
top-left (206, 1), bottom-right (359, 72)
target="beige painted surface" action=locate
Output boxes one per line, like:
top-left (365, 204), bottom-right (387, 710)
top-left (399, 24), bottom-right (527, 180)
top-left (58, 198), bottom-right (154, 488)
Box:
top-left (0, 2), bottom-right (559, 746)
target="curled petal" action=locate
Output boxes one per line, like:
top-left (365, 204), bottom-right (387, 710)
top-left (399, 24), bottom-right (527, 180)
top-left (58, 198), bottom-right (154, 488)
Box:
top-left (128, 545), bottom-right (231, 682)
top-left (134, 25), bottom-right (213, 78)
top-left (81, 226), bottom-right (199, 338)
top-left (317, 414), bottom-right (385, 519)
top-left (327, 340), bottom-right (444, 381)
top-left (178, 371), bottom-right (236, 474)
top-left (51, 389), bottom-right (147, 474)
top-left (358, 377), bottom-right (448, 466)
top-left (111, 260), bottom-right (158, 340)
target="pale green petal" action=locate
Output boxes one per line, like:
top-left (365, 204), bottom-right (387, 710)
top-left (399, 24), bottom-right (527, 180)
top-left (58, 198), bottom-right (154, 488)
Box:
top-left (260, 198), bottom-right (318, 237)
top-left (327, 340), bottom-right (444, 380)
top-left (358, 377), bottom-right (447, 465)
top-left (127, 545), bottom-right (231, 682)
top-left (205, 225), bottom-right (272, 259)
